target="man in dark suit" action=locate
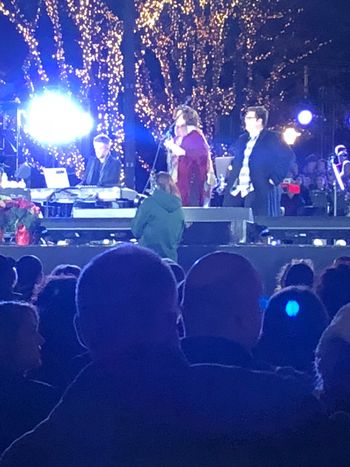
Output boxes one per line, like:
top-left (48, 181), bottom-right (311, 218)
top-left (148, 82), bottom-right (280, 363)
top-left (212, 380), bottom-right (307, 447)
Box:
top-left (223, 106), bottom-right (294, 216)
top-left (82, 134), bottom-right (121, 186)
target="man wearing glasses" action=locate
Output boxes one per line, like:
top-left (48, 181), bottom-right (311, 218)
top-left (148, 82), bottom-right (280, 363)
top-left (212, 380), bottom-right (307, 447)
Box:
top-left (223, 106), bottom-right (294, 216)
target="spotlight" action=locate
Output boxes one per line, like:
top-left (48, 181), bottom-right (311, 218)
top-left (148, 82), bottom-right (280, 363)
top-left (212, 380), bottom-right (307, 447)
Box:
top-left (297, 109), bottom-right (313, 126)
top-left (25, 91), bottom-right (93, 145)
top-left (283, 127), bottom-right (301, 146)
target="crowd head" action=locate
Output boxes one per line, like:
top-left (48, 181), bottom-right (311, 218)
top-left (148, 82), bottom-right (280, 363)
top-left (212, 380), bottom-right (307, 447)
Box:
top-left (75, 244), bottom-right (180, 358)
top-left (182, 252), bottom-right (263, 350)
top-left (0, 301), bottom-right (43, 375)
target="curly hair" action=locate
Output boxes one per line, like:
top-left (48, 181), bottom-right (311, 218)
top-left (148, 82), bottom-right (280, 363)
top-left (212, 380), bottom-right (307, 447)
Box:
top-left (173, 105), bottom-right (201, 127)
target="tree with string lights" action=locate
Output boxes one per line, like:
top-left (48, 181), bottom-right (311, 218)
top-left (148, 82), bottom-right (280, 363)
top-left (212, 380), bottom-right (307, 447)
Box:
top-left (0, 0), bottom-right (124, 177)
top-left (134, 0), bottom-right (327, 142)
top-left (0, 0), bottom-right (326, 177)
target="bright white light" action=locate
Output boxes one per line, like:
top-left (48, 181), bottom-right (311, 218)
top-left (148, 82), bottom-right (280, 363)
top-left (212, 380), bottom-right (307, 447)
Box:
top-left (297, 110), bottom-right (313, 126)
top-left (313, 238), bottom-right (326, 247)
top-left (283, 127), bottom-right (301, 145)
top-left (335, 239), bottom-right (347, 247)
top-left (25, 91), bottom-right (93, 145)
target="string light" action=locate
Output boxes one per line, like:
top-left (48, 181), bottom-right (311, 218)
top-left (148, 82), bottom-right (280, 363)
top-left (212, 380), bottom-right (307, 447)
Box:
top-left (0, 0), bottom-right (328, 180)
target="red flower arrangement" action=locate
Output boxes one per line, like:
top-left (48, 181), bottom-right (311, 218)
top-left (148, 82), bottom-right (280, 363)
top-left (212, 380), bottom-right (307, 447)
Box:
top-left (0, 196), bottom-right (41, 245)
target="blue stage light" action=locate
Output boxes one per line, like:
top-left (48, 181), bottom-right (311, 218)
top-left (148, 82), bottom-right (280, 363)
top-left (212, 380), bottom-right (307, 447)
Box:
top-left (285, 300), bottom-right (300, 318)
top-left (25, 91), bottom-right (93, 145)
top-left (297, 109), bottom-right (313, 126)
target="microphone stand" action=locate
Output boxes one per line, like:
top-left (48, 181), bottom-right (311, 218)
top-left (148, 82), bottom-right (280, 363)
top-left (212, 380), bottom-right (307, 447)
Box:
top-left (141, 98), bottom-right (191, 195)
top-left (141, 120), bottom-right (176, 195)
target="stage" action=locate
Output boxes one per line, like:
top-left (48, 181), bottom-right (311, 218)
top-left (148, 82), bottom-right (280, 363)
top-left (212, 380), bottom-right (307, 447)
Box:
top-left (0, 204), bottom-right (349, 294)
top-left (1, 243), bottom-right (348, 296)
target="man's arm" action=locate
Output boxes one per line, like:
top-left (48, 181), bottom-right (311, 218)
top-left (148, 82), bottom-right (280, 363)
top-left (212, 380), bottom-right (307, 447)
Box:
top-left (270, 134), bottom-right (295, 185)
top-left (131, 199), bottom-right (151, 239)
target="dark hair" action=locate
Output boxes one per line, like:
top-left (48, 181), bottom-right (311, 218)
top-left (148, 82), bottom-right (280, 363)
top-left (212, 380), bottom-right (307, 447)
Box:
top-left (174, 105), bottom-right (201, 127)
top-left (0, 256), bottom-right (17, 299)
top-left (76, 244), bottom-right (177, 351)
top-left (333, 256), bottom-right (350, 267)
top-left (317, 264), bottom-right (350, 319)
top-left (0, 301), bottom-right (38, 343)
top-left (156, 172), bottom-right (181, 198)
top-left (305, 154), bottom-right (318, 164)
top-left (93, 134), bottom-right (111, 145)
top-left (258, 286), bottom-right (328, 371)
top-left (276, 259), bottom-right (314, 291)
top-left (16, 255), bottom-right (43, 287)
top-left (245, 106), bottom-right (269, 127)
top-left (34, 276), bottom-right (81, 357)
top-left (51, 264), bottom-right (81, 278)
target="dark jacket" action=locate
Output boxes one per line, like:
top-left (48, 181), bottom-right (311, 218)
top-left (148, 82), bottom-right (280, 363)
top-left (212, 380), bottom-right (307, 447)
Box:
top-left (82, 154), bottom-right (121, 186)
top-left (181, 336), bottom-right (270, 371)
top-left (131, 189), bottom-right (185, 261)
top-left (223, 130), bottom-right (295, 215)
top-left (0, 371), bottom-right (58, 454)
top-left (1, 345), bottom-right (345, 467)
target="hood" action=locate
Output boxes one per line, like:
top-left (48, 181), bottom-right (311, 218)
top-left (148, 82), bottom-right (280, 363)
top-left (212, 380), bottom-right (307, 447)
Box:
top-left (152, 189), bottom-right (182, 213)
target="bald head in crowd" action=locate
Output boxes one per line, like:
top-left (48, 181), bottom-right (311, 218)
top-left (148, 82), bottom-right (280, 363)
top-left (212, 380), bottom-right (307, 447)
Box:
top-left (75, 244), bottom-right (179, 359)
top-left (182, 252), bottom-right (263, 350)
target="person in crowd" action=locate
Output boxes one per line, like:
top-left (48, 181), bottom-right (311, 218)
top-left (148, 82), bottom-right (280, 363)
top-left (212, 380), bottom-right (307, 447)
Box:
top-left (317, 264), bottom-right (350, 319)
top-left (333, 256), bottom-right (350, 267)
top-left (0, 257), bottom-right (21, 301)
top-left (281, 187), bottom-right (305, 216)
top-left (164, 105), bottom-right (215, 206)
top-left (223, 106), bottom-right (294, 216)
top-left (131, 172), bottom-right (185, 261)
top-left (257, 286), bottom-right (329, 373)
top-left (302, 154), bottom-right (318, 178)
top-left (50, 264), bottom-right (81, 278)
top-left (296, 174), bottom-right (312, 206)
top-left (31, 276), bottom-right (84, 389)
top-left (312, 175), bottom-right (328, 191)
top-left (14, 255), bottom-right (43, 301)
top-left (181, 251), bottom-right (267, 370)
top-left (81, 134), bottom-right (121, 187)
top-left (315, 304), bottom-right (350, 414)
top-left (316, 159), bottom-right (327, 176)
top-left (275, 259), bottom-right (314, 291)
top-left (0, 302), bottom-right (58, 454)
top-left (2, 244), bottom-right (346, 467)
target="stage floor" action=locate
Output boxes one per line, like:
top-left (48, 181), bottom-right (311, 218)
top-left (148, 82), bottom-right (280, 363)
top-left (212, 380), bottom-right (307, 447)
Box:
top-left (1, 243), bottom-right (349, 295)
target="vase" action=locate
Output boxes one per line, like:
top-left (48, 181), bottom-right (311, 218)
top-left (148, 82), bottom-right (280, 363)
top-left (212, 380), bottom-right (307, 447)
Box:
top-left (15, 225), bottom-right (32, 246)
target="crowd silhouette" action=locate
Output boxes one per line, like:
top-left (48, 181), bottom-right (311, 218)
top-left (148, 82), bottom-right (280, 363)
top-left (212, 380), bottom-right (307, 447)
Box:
top-left (0, 249), bottom-right (350, 465)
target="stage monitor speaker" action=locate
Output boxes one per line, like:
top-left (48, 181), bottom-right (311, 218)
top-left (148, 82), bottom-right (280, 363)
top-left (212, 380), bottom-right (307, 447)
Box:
top-left (182, 207), bottom-right (253, 245)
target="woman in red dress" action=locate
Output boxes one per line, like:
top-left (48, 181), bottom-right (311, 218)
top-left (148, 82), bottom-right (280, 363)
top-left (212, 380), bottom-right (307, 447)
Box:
top-left (165, 105), bottom-right (214, 206)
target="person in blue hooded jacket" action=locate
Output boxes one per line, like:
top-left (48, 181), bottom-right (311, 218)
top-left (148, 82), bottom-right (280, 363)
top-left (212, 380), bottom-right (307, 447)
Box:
top-left (131, 172), bottom-right (185, 261)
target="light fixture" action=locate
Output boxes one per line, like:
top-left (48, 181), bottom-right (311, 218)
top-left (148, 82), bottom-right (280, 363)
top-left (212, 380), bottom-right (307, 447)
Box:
top-left (283, 127), bottom-right (301, 145)
top-left (335, 239), bottom-right (347, 247)
top-left (312, 238), bottom-right (326, 247)
top-left (25, 91), bottom-right (94, 145)
top-left (297, 109), bottom-right (313, 126)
